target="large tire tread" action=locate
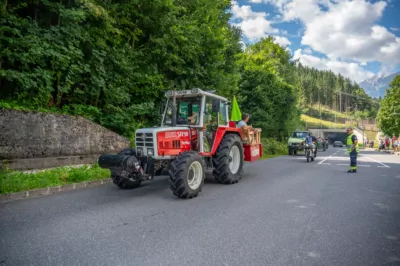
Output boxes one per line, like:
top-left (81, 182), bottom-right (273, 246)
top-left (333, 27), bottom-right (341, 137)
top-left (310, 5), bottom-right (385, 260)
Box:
top-left (212, 134), bottom-right (244, 184)
top-left (111, 172), bottom-right (142, 189)
top-left (169, 151), bottom-right (205, 199)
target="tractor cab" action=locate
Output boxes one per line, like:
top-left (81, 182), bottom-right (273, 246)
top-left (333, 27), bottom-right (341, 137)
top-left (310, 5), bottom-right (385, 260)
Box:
top-left (161, 89), bottom-right (230, 153)
top-left (162, 88), bottom-right (228, 128)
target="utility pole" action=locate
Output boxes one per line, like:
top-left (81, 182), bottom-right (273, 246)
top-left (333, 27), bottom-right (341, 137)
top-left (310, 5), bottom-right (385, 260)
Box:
top-left (318, 87), bottom-right (321, 137)
top-left (334, 113), bottom-right (337, 129)
top-left (339, 91), bottom-right (342, 113)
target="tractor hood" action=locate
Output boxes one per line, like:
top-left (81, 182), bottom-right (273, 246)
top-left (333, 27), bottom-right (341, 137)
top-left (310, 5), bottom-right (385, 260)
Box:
top-left (288, 137), bottom-right (306, 144)
top-left (135, 126), bottom-right (193, 159)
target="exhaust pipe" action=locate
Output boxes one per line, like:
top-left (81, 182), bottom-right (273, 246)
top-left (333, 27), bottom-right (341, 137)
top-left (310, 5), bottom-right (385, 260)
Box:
top-left (171, 88), bottom-right (177, 127)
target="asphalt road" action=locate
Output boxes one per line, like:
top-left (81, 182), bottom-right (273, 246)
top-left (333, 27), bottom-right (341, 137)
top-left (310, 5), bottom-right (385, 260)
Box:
top-left (1, 148), bottom-right (400, 266)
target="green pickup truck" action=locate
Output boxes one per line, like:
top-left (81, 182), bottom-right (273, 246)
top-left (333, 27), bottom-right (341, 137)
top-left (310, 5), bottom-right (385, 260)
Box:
top-left (287, 130), bottom-right (309, 155)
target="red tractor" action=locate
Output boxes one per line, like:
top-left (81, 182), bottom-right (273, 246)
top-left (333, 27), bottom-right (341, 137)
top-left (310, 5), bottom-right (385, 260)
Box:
top-left (98, 88), bottom-right (262, 199)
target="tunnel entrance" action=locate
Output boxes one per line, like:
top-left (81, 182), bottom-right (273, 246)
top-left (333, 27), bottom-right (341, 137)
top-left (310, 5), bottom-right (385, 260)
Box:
top-left (326, 132), bottom-right (347, 144)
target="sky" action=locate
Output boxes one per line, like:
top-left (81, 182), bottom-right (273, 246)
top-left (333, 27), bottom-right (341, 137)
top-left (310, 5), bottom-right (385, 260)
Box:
top-left (230, 0), bottom-right (400, 83)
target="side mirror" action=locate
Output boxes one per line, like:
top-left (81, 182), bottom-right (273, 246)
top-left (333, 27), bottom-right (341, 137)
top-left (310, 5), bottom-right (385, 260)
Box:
top-left (212, 99), bottom-right (220, 113)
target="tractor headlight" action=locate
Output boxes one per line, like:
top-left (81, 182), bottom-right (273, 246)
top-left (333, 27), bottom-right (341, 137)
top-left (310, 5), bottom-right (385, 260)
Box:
top-left (147, 148), bottom-right (154, 156)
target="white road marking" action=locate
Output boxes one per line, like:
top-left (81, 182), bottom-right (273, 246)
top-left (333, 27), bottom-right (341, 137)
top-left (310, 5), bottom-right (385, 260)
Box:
top-left (317, 149), bottom-right (341, 165)
top-left (318, 154), bottom-right (333, 164)
top-left (336, 164), bottom-right (370, 167)
top-left (363, 156), bottom-right (390, 168)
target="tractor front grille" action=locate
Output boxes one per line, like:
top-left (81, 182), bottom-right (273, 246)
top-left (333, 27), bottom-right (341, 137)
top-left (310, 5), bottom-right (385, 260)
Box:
top-left (136, 133), bottom-right (154, 147)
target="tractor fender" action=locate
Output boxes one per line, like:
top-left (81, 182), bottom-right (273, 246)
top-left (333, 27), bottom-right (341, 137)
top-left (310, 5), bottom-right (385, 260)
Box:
top-left (210, 127), bottom-right (242, 156)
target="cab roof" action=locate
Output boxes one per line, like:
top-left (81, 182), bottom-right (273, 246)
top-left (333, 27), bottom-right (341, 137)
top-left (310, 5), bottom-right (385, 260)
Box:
top-left (164, 88), bottom-right (228, 102)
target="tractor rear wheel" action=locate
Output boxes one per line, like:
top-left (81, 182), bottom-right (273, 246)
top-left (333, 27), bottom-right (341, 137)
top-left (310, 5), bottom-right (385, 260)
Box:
top-left (212, 134), bottom-right (244, 184)
top-left (169, 151), bottom-right (205, 199)
top-left (111, 148), bottom-right (142, 189)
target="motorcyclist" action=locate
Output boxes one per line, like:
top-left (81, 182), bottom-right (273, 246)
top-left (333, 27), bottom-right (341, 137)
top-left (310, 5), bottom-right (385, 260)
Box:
top-left (305, 133), bottom-right (317, 158)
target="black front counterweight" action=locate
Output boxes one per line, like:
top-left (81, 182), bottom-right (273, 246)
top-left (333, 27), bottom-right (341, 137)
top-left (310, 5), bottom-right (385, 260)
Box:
top-left (98, 154), bottom-right (140, 174)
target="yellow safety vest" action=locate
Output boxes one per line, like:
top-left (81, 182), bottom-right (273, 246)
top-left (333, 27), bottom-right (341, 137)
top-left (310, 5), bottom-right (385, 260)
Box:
top-left (346, 133), bottom-right (359, 153)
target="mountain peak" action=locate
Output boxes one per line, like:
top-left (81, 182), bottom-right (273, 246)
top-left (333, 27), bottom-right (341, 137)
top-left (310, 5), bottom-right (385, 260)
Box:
top-left (359, 71), bottom-right (400, 98)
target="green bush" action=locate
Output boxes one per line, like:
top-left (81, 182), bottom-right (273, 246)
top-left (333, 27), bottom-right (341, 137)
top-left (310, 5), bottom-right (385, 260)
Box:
top-left (261, 138), bottom-right (287, 156)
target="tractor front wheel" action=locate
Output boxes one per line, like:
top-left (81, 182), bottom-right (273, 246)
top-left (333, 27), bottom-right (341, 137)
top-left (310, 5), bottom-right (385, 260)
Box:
top-left (212, 134), bottom-right (244, 184)
top-left (111, 172), bottom-right (142, 189)
top-left (169, 151), bottom-right (205, 199)
top-left (110, 148), bottom-right (142, 189)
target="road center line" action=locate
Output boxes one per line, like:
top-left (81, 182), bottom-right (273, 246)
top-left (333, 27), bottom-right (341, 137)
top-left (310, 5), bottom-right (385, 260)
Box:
top-left (318, 151), bottom-right (337, 164)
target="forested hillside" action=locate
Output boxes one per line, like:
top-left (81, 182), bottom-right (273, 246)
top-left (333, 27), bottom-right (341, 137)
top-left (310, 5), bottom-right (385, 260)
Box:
top-left (293, 64), bottom-right (379, 119)
top-left (0, 0), bottom-right (376, 141)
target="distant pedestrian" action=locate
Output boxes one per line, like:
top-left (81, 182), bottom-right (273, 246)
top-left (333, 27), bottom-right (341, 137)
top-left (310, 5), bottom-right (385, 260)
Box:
top-left (346, 127), bottom-right (359, 173)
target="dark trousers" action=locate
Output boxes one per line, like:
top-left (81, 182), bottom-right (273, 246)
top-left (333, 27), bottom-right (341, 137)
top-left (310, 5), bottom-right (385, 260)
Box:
top-left (350, 150), bottom-right (357, 170)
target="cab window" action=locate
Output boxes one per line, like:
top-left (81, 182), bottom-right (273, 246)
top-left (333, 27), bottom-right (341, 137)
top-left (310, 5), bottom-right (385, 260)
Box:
top-left (218, 101), bottom-right (228, 126)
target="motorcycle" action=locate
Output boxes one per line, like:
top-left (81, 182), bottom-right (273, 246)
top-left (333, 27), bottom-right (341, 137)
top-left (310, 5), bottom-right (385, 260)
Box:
top-left (304, 142), bottom-right (316, 162)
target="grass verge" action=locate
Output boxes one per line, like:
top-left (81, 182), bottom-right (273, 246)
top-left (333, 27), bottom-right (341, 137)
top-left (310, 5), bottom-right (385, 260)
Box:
top-left (0, 164), bottom-right (110, 194)
top-left (305, 105), bottom-right (352, 120)
top-left (301, 114), bottom-right (349, 129)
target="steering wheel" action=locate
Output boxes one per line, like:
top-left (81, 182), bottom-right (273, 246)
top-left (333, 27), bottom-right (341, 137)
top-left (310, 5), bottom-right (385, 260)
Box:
top-left (177, 117), bottom-right (188, 125)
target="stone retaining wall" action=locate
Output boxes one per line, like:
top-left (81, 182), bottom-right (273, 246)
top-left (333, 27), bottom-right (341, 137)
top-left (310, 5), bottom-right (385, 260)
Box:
top-left (0, 109), bottom-right (129, 170)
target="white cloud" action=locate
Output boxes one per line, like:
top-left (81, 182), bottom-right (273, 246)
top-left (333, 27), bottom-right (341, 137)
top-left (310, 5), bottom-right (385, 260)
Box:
top-left (276, 0), bottom-right (400, 64)
top-left (262, 0), bottom-right (400, 80)
top-left (301, 1), bottom-right (400, 64)
top-left (232, 1), bottom-right (268, 20)
top-left (293, 49), bottom-right (375, 82)
top-left (282, 0), bottom-right (322, 23)
top-left (249, 0), bottom-right (263, 3)
top-left (303, 47), bottom-right (313, 54)
top-left (273, 36), bottom-right (291, 46)
top-left (231, 1), bottom-right (279, 41)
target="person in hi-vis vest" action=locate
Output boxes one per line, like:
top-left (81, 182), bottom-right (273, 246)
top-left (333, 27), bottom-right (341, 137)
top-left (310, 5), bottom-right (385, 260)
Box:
top-left (345, 127), bottom-right (359, 173)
